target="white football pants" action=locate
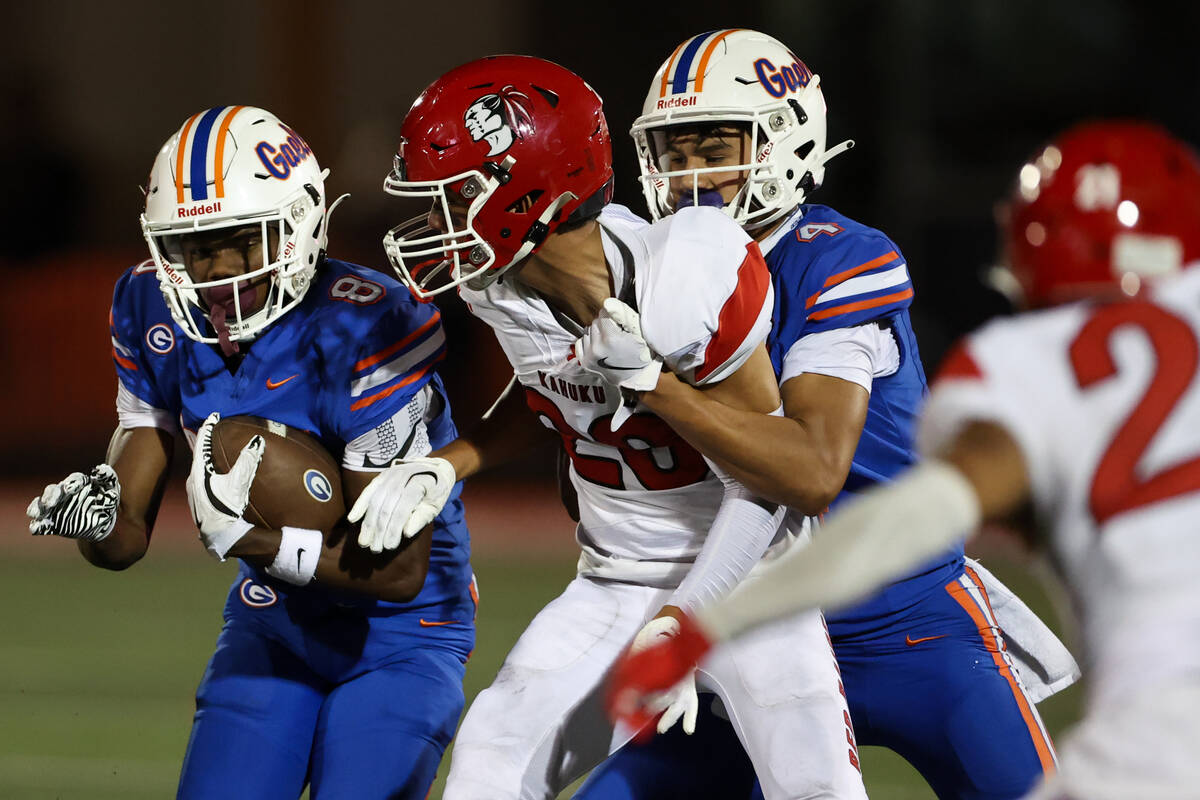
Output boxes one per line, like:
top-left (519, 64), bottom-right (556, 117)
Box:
top-left (443, 574), bottom-right (867, 800)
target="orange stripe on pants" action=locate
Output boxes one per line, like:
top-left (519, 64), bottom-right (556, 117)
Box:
top-left (946, 571), bottom-right (1057, 773)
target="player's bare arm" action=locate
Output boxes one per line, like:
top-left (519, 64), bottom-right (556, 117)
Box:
top-left (83, 426), bottom-right (174, 568)
top-left (642, 351), bottom-right (867, 514)
top-left (433, 386), bottom-right (557, 481)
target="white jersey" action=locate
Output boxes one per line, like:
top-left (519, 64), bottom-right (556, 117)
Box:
top-left (462, 204), bottom-right (780, 583)
top-left (920, 268), bottom-right (1200, 711)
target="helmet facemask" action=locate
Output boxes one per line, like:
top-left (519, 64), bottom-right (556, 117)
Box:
top-left (142, 184), bottom-right (322, 355)
top-left (139, 106), bottom-right (331, 353)
top-left (383, 155), bottom-right (508, 300)
top-left (383, 153), bottom-right (581, 300)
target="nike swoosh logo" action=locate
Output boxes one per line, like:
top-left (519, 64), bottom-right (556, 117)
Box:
top-left (418, 619), bottom-right (460, 627)
top-left (596, 356), bottom-right (643, 371)
top-left (905, 634), bottom-right (947, 646)
top-left (296, 547), bottom-right (305, 572)
top-left (266, 374), bottom-right (299, 390)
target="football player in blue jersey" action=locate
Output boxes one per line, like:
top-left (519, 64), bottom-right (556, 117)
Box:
top-left (25, 106), bottom-right (475, 800)
top-left (571, 30), bottom-right (1074, 800)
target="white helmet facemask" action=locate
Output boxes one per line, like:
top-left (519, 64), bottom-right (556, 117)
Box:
top-left (631, 29), bottom-right (854, 230)
top-left (139, 106), bottom-right (333, 355)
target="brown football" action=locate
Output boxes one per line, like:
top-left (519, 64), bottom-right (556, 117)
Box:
top-left (209, 415), bottom-right (345, 532)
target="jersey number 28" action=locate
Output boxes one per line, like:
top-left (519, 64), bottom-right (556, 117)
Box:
top-left (525, 389), bottom-right (709, 491)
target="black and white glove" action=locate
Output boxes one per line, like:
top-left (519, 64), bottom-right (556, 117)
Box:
top-left (27, 464), bottom-right (121, 541)
top-left (574, 298), bottom-right (663, 431)
top-left (349, 456), bottom-right (456, 553)
top-left (185, 412), bottom-right (264, 561)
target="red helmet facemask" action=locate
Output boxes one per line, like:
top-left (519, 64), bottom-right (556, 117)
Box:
top-left (383, 55), bottom-right (614, 300)
top-left (1001, 120), bottom-right (1200, 308)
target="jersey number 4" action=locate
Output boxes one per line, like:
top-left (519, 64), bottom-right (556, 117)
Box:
top-left (525, 389), bottom-right (709, 491)
top-left (1070, 302), bottom-right (1200, 524)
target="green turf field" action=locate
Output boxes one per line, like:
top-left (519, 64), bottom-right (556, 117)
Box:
top-left (0, 552), bottom-right (1082, 799)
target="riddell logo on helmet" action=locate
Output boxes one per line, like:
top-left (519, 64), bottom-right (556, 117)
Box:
top-left (177, 202), bottom-right (222, 219)
top-left (656, 95), bottom-right (698, 110)
top-left (161, 263), bottom-right (186, 285)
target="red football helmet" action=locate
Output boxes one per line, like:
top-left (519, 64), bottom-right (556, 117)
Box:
top-left (1002, 120), bottom-right (1200, 307)
top-left (383, 55), bottom-right (614, 299)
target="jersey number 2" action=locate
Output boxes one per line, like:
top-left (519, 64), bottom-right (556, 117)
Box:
top-left (1070, 302), bottom-right (1200, 524)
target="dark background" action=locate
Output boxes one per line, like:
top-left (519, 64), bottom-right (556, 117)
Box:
top-left (4, 0), bottom-right (1197, 473)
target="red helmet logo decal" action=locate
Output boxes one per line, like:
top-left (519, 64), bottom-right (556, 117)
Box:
top-left (464, 86), bottom-right (534, 156)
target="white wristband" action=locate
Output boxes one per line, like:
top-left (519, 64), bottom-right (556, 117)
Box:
top-left (264, 526), bottom-right (323, 586)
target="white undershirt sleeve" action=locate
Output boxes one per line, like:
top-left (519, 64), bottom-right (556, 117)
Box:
top-left (780, 322), bottom-right (900, 392)
top-left (115, 381), bottom-right (177, 432)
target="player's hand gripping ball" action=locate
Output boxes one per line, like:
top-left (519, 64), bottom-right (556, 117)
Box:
top-left (187, 412), bottom-right (263, 560)
top-left (207, 415), bottom-right (346, 531)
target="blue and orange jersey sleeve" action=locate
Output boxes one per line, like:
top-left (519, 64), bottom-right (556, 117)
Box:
top-left (799, 234), bottom-right (914, 334)
top-left (109, 264), bottom-right (172, 410)
top-left (325, 273), bottom-right (448, 442)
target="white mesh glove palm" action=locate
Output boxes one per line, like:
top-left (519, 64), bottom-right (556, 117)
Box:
top-left (629, 615), bottom-right (700, 735)
top-left (186, 412), bottom-right (263, 560)
top-left (27, 464), bottom-right (121, 541)
top-left (349, 456), bottom-right (456, 553)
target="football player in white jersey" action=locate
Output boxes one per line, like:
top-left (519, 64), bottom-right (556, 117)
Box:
top-left (367, 55), bottom-right (868, 800)
top-left (576, 29), bottom-right (1073, 800)
top-left (608, 120), bottom-right (1200, 799)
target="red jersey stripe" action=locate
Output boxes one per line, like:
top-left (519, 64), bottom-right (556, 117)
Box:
top-left (934, 341), bottom-right (985, 383)
top-left (807, 288), bottom-right (913, 322)
top-left (696, 242), bottom-right (770, 382)
top-left (353, 311), bottom-right (441, 374)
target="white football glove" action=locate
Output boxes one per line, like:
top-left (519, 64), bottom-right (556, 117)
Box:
top-left (349, 456), bottom-right (455, 553)
top-left (574, 298), bottom-right (663, 432)
top-left (575, 298), bottom-right (662, 391)
top-left (629, 615), bottom-right (700, 736)
top-left (186, 412), bottom-right (262, 561)
top-left (27, 464), bottom-right (121, 541)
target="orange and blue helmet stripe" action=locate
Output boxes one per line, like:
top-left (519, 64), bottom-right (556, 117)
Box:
top-left (174, 105), bottom-right (246, 203)
top-left (659, 29), bottom-right (741, 98)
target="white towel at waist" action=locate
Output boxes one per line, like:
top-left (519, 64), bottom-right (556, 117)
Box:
top-left (965, 556), bottom-right (1081, 703)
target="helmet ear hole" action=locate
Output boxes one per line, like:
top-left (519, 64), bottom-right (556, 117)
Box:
top-left (795, 141), bottom-right (815, 161)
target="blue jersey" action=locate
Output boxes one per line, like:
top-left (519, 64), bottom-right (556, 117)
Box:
top-left (763, 205), bottom-right (963, 634)
top-left (109, 258), bottom-right (474, 619)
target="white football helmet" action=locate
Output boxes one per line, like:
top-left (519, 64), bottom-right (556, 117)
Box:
top-left (140, 106), bottom-right (332, 349)
top-left (631, 29), bottom-right (853, 230)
